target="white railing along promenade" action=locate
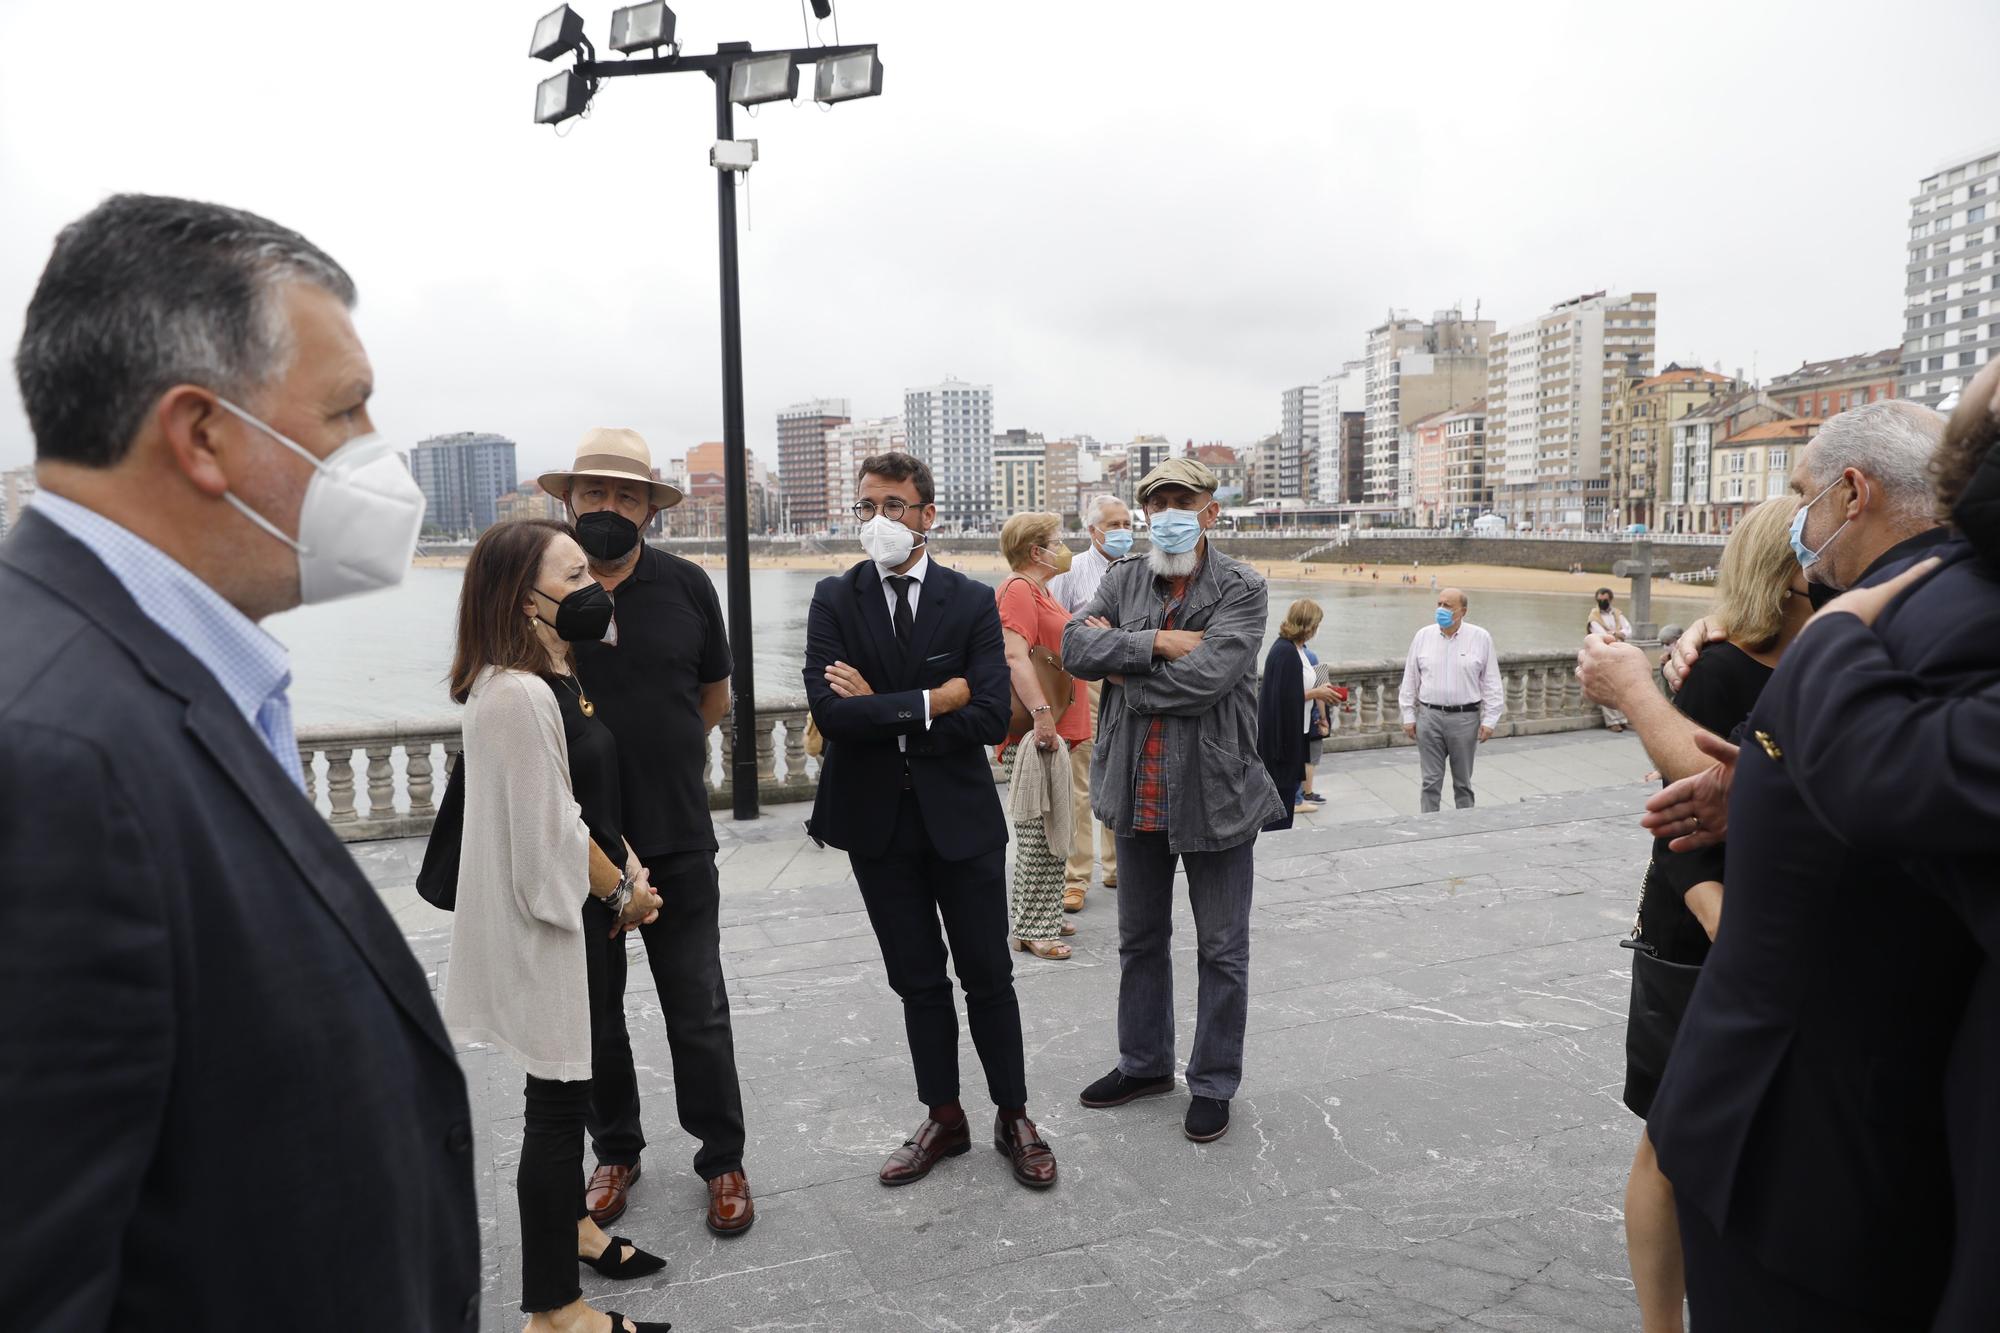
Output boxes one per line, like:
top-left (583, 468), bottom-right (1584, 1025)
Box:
top-left (295, 650), bottom-right (1626, 842)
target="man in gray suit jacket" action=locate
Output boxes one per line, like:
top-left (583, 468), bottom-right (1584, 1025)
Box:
top-left (1061, 458), bottom-right (1285, 1145)
top-left (0, 195), bottom-right (477, 1330)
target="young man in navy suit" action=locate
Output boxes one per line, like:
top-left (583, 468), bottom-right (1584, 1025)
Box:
top-left (802, 451), bottom-right (1057, 1190)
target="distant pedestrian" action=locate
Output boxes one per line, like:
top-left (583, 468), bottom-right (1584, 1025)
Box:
top-left (994, 511), bottom-right (1088, 961)
top-left (1257, 599), bottom-right (1345, 827)
top-left (1047, 494), bottom-right (1130, 911)
top-left (1588, 588), bottom-right (1634, 732)
top-left (1397, 588), bottom-right (1504, 811)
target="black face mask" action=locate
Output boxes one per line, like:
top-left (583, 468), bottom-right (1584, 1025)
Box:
top-left (574, 510), bottom-right (641, 562)
top-left (1806, 581), bottom-right (1840, 612)
top-left (1596, 599), bottom-right (1612, 610)
top-left (533, 582), bottom-right (615, 642)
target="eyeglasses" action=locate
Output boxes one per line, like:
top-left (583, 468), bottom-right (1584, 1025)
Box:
top-left (852, 499), bottom-right (914, 521)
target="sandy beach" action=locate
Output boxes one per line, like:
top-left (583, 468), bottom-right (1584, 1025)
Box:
top-left (405, 548), bottom-right (1711, 604)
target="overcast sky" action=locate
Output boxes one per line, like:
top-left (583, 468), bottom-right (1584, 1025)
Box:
top-left (3, 0), bottom-right (1997, 477)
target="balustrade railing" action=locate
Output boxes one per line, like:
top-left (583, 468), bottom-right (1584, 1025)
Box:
top-left (297, 652), bottom-right (1623, 841)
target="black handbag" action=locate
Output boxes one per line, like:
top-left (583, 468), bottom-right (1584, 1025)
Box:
top-left (1620, 864), bottom-right (1703, 1088)
top-left (414, 752), bottom-right (465, 911)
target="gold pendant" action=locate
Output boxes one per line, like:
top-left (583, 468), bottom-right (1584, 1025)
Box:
top-left (580, 697), bottom-right (595, 718)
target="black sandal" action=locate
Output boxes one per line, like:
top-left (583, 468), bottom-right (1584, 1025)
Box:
top-left (604, 1312), bottom-right (672, 1332)
top-left (581, 1237), bottom-right (668, 1280)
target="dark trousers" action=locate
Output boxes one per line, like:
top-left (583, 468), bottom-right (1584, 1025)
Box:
top-left (586, 850), bottom-right (747, 1181)
top-left (519, 1074), bottom-right (592, 1313)
top-left (1114, 831), bottom-right (1256, 1100)
top-left (850, 789), bottom-right (1027, 1108)
top-left (1677, 1190), bottom-right (1907, 1331)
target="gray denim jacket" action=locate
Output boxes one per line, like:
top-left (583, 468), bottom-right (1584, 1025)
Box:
top-left (1061, 546), bottom-right (1285, 852)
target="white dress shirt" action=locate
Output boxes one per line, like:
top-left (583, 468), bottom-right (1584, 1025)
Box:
top-left (1048, 542), bottom-right (1113, 614)
top-left (878, 551), bottom-right (932, 746)
top-left (1398, 621), bottom-right (1505, 728)
top-left (1298, 643), bottom-right (1316, 733)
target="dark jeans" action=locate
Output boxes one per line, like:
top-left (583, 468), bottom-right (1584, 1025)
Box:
top-left (587, 850), bottom-right (747, 1180)
top-left (1677, 1189), bottom-right (1906, 1331)
top-left (1113, 831), bottom-right (1256, 1100)
top-left (519, 1074), bottom-right (592, 1313)
top-left (850, 790), bottom-right (1027, 1108)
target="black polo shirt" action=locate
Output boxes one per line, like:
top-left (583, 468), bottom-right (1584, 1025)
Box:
top-left (573, 545), bottom-right (731, 858)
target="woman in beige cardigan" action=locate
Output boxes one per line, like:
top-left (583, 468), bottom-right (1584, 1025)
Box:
top-left (441, 519), bottom-right (671, 1333)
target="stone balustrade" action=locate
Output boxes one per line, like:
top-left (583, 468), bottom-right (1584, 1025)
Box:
top-left (297, 652), bottom-right (1622, 841)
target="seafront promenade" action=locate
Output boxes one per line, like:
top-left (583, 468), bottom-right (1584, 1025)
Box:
top-left (360, 730), bottom-right (1660, 1331)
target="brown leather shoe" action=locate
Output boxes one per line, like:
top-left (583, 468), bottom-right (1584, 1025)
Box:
top-left (706, 1171), bottom-right (755, 1236)
top-left (585, 1162), bottom-right (640, 1227)
top-left (878, 1115), bottom-right (972, 1186)
top-left (994, 1112), bottom-right (1057, 1189)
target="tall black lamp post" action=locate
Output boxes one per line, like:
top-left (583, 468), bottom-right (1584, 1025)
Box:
top-left (529, 3), bottom-right (883, 820)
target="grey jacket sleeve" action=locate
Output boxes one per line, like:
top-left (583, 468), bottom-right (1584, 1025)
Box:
top-left (1061, 566), bottom-right (1155, 682)
top-left (1122, 571), bottom-right (1269, 717)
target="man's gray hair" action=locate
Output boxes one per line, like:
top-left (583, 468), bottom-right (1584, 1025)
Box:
top-left (1802, 401), bottom-right (1945, 523)
top-left (15, 194), bottom-right (356, 469)
top-left (1083, 493), bottom-right (1126, 529)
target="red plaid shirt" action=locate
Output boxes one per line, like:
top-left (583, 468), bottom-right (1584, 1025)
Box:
top-left (1130, 573), bottom-right (1196, 833)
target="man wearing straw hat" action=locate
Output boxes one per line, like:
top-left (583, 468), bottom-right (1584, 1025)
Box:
top-left (536, 428), bottom-right (756, 1238)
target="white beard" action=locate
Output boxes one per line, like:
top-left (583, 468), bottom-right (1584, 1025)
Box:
top-left (1147, 545), bottom-right (1200, 579)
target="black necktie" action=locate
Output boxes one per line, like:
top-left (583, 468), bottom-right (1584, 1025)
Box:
top-left (887, 575), bottom-right (915, 648)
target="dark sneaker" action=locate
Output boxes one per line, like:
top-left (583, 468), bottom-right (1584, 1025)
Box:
top-left (1079, 1068), bottom-right (1176, 1109)
top-left (1184, 1096), bottom-right (1231, 1143)
top-left (1300, 792), bottom-right (1327, 805)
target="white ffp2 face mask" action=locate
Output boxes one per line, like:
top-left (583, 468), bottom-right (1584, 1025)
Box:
top-left (859, 513), bottom-right (923, 571)
top-left (215, 397), bottom-right (428, 605)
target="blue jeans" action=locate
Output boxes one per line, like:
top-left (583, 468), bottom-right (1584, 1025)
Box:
top-left (1112, 832), bottom-right (1256, 1099)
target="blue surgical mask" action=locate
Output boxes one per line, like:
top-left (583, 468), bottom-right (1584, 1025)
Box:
top-left (1789, 474), bottom-right (1862, 574)
top-left (1435, 607), bottom-right (1455, 629)
top-left (1148, 508), bottom-right (1204, 555)
top-left (1100, 528), bottom-right (1134, 559)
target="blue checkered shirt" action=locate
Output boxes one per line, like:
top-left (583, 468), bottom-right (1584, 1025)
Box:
top-left (31, 491), bottom-right (304, 791)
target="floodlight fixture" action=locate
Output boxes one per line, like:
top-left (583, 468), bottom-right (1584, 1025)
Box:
top-left (535, 69), bottom-right (590, 125)
top-left (729, 53), bottom-right (799, 106)
top-left (529, 5), bottom-right (586, 61)
top-left (610, 3), bottom-right (676, 54)
top-left (809, 0), bottom-right (834, 17)
top-left (813, 48), bottom-right (883, 104)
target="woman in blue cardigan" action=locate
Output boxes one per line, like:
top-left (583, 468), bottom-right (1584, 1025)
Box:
top-left (1257, 599), bottom-right (1342, 830)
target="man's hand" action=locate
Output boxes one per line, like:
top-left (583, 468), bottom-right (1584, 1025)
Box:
top-left (1803, 557), bottom-right (1942, 633)
top-left (1661, 616), bottom-right (1728, 693)
top-left (1577, 634), bottom-right (1654, 710)
top-left (824, 661), bottom-right (875, 699)
top-left (1152, 629), bottom-right (1205, 661)
top-left (929, 677), bottom-right (971, 716)
top-left (1641, 729), bottom-right (1738, 850)
top-left (1084, 615), bottom-right (1112, 629)
top-left (1403, 721), bottom-right (1417, 740)
top-left (1478, 725), bottom-right (1494, 743)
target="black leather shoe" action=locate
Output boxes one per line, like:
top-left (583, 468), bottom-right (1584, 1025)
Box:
top-left (1184, 1095), bottom-right (1230, 1143)
top-left (1079, 1068), bottom-right (1176, 1109)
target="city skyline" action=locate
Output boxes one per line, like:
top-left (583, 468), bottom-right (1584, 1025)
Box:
top-left (2, 2), bottom-right (1995, 479)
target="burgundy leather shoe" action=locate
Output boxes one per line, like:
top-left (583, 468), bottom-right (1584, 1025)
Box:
top-left (706, 1171), bottom-right (755, 1236)
top-left (585, 1162), bottom-right (640, 1227)
top-left (994, 1113), bottom-right (1058, 1190)
top-left (878, 1115), bottom-right (972, 1186)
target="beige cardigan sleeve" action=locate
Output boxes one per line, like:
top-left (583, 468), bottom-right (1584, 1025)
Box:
top-left (464, 669), bottom-right (588, 933)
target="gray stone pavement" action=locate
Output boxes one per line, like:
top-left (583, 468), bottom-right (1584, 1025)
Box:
top-left (353, 729), bottom-right (1661, 1332)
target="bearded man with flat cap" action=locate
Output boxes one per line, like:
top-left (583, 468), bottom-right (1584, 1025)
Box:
top-left (1061, 457), bottom-right (1285, 1145)
top-left (536, 430), bottom-right (756, 1237)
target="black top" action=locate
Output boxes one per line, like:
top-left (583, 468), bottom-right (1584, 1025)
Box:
top-left (541, 673), bottom-right (625, 866)
top-left (1638, 639), bottom-right (1772, 964)
top-left (573, 545), bottom-right (732, 858)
